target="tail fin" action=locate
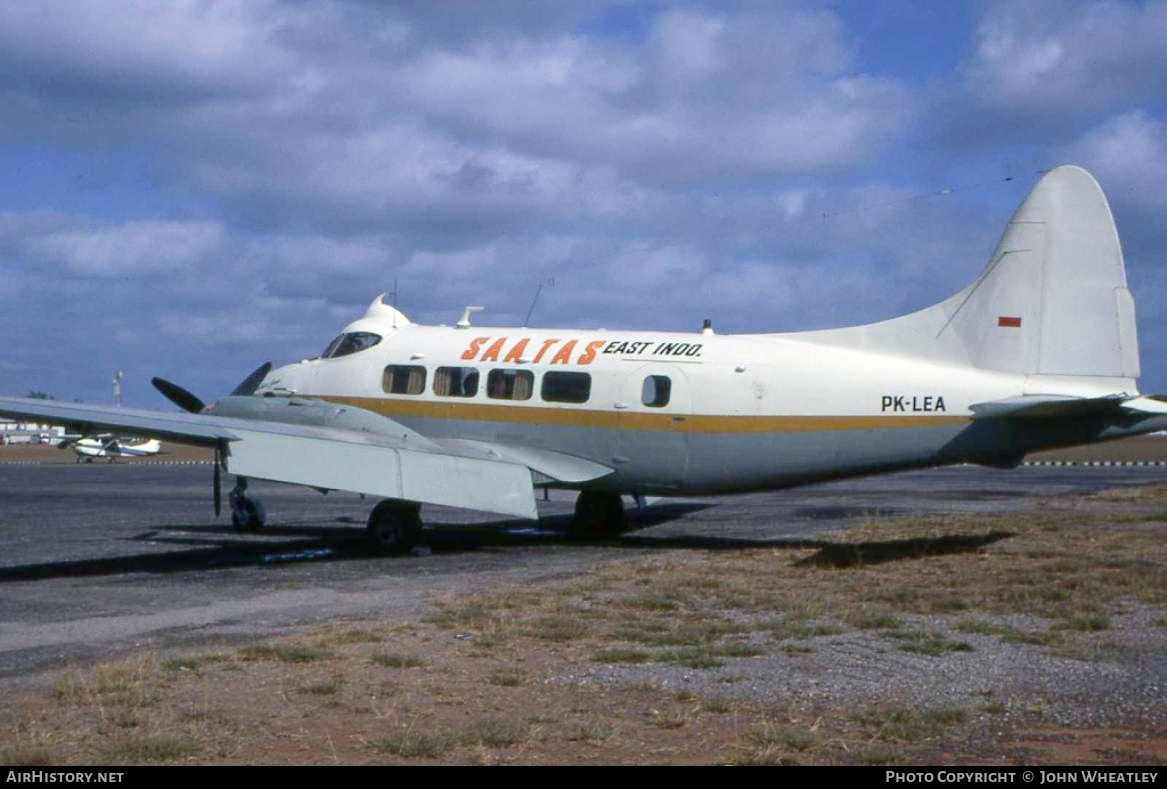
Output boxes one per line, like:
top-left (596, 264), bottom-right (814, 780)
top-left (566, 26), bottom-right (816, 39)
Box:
top-left (797, 166), bottom-right (1140, 383)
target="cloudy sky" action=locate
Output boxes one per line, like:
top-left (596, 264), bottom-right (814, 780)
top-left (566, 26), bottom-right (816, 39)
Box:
top-left (1, 0), bottom-right (1165, 405)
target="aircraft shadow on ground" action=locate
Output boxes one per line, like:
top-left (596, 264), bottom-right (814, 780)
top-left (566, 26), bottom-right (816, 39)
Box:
top-left (0, 503), bottom-right (1013, 581)
top-left (791, 531), bottom-right (1015, 568)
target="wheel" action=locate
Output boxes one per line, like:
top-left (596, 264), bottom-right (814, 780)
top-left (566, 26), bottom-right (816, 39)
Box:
top-left (229, 491), bottom-right (266, 531)
top-left (366, 500), bottom-right (423, 553)
top-left (570, 491), bottom-right (626, 536)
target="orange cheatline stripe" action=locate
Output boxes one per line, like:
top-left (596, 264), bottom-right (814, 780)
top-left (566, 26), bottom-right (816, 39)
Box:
top-left (320, 395), bottom-right (970, 434)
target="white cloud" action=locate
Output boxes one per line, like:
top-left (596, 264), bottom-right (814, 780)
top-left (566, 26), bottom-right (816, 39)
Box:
top-left (0, 1), bottom-right (915, 244)
top-left (959, 0), bottom-right (1167, 119)
top-left (647, 8), bottom-right (726, 78)
top-left (0, 0), bottom-right (291, 102)
top-left (1059, 111), bottom-right (1167, 217)
top-left (1, 1), bottom-right (1165, 401)
top-left (28, 219), bottom-right (225, 277)
top-left (394, 7), bottom-right (910, 184)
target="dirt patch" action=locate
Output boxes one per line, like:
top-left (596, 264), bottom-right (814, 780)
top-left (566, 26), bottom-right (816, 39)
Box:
top-left (2, 484), bottom-right (1166, 765)
top-left (1007, 726), bottom-right (1167, 765)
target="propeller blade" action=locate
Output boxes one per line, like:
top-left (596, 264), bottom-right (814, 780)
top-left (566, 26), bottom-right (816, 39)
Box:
top-left (213, 446), bottom-right (222, 518)
top-left (231, 362), bottom-right (272, 397)
top-left (151, 365), bottom-right (264, 515)
top-left (151, 377), bottom-right (206, 413)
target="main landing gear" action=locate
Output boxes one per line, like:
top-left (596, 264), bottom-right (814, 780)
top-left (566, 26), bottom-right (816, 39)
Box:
top-left (228, 477), bottom-right (266, 531)
top-left (366, 499), bottom-right (423, 553)
top-left (570, 490), bottom-right (626, 537)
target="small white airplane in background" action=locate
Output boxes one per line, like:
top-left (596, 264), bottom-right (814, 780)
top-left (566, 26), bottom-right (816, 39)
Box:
top-left (1, 166), bottom-right (1164, 550)
top-left (63, 435), bottom-right (162, 462)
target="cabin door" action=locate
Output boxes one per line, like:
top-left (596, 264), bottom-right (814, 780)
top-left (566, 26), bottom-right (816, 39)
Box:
top-left (614, 363), bottom-right (692, 491)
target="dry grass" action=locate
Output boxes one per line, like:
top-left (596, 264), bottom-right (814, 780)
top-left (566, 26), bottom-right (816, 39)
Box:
top-left (238, 644), bottom-right (334, 664)
top-left (3, 484), bottom-right (1167, 764)
top-left (98, 735), bottom-right (201, 764)
top-left (370, 652), bottom-right (426, 668)
top-left (161, 653), bottom-right (232, 673)
top-left (851, 703), bottom-right (970, 743)
top-left (369, 730), bottom-right (457, 759)
top-left (486, 669), bottom-right (526, 687)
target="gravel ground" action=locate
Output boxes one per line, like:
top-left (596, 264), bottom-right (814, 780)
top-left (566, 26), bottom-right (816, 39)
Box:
top-left (0, 460), bottom-right (1164, 764)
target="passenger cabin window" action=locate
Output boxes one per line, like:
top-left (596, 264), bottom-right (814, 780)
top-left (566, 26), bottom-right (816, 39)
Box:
top-left (487, 369), bottom-right (534, 401)
top-left (641, 375), bottom-right (671, 407)
top-left (541, 371), bottom-right (591, 404)
top-left (321, 332), bottom-right (382, 359)
top-left (434, 366), bottom-right (479, 397)
top-left (382, 365), bottom-right (426, 395)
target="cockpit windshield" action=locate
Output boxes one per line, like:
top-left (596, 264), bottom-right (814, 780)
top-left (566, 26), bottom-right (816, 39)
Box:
top-left (321, 332), bottom-right (382, 359)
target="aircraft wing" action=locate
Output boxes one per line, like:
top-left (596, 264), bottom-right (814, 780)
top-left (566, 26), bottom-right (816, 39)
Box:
top-left (0, 395), bottom-right (612, 520)
top-left (0, 397), bottom-right (237, 444)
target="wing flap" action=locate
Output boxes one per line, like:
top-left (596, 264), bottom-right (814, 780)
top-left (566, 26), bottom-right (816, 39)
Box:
top-left (225, 428), bottom-right (538, 520)
top-left (436, 438), bottom-right (614, 483)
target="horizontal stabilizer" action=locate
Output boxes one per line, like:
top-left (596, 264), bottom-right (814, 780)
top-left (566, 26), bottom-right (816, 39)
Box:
top-left (970, 394), bottom-right (1127, 420)
top-left (970, 393), bottom-right (1167, 421)
top-left (1118, 395), bottom-right (1167, 417)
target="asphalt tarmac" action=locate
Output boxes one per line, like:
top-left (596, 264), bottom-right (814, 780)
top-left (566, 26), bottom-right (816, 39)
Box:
top-left (0, 462), bottom-right (1163, 682)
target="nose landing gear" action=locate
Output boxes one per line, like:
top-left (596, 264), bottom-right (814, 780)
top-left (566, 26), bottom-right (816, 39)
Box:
top-left (228, 477), bottom-right (266, 531)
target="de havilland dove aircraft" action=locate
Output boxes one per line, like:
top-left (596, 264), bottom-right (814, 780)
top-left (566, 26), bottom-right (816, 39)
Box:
top-left (2, 165), bottom-right (1164, 551)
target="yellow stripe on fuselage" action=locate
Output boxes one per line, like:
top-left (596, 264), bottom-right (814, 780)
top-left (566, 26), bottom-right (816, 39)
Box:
top-left (322, 395), bottom-right (970, 433)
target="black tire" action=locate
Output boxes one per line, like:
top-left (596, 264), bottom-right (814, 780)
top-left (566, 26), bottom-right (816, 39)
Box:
top-left (229, 494), bottom-right (265, 532)
top-left (570, 491), bottom-right (626, 537)
top-left (366, 500), bottom-right (423, 553)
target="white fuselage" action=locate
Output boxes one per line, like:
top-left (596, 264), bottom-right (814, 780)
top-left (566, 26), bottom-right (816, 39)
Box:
top-left (256, 320), bottom-right (1132, 495)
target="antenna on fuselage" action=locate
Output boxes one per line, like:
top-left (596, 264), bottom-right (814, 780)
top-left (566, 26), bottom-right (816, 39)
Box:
top-left (456, 306), bottom-right (484, 329)
top-left (523, 277), bottom-right (555, 327)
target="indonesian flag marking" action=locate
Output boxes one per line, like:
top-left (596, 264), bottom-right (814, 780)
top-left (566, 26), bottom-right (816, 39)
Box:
top-left (998, 316), bottom-right (1022, 328)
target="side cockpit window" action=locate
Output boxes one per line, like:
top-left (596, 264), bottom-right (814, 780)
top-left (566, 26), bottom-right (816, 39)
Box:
top-left (322, 332), bottom-right (382, 359)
